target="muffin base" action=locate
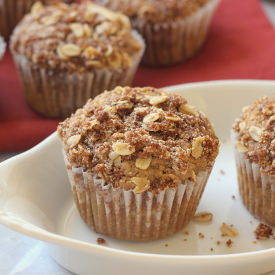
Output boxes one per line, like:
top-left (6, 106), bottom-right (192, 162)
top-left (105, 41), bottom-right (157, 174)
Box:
top-left (12, 31), bottom-right (144, 118)
top-left (234, 148), bottom-right (275, 227)
top-left (132, 0), bottom-right (220, 66)
top-left (64, 155), bottom-right (212, 241)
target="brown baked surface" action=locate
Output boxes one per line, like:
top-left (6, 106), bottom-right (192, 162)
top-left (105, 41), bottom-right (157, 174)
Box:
top-left (58, 87), bottom-right (219, 193)
top-left (94, 0), bottom-right (210, 23)
top-left (233, 96), bottom-right (275, 175)
top-left (10, 2), bottom-right (142, 73)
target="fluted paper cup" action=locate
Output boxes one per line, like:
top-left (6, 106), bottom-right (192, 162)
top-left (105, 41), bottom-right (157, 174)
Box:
top-left (12, 31), bottom-right (144, 118)
top-left (131, 0), bottom-right (220, 66)
top-left (0, 0), bottom-right (74, 40)
top-left (233, 134), bottom-right (275, 226)
top-left (64, 153), bottom-right (212, 241)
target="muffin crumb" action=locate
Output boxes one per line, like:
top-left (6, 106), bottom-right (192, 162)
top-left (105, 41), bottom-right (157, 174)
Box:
top-left (220, 223), bottom-right (239, 237)
top-left (254, 223), bottom-right (273, 240)
top-left (198, 232), bottom-right (205, 239)
top-left (97, 237), bottom-right (106, 245)
top-left (193, 211), bottom-right (213, 223)
top-left (226, 239), bottom-right (233, 248)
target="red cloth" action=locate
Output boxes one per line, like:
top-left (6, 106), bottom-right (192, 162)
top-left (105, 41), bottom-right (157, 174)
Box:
top-left (0, 0), bottom-right (275, 152)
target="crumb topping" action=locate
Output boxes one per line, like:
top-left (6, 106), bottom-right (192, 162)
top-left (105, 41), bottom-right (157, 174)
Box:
top-left (10, 2), bottom-right (142, 72)
top-left (58, 87), bottom-right (219, 193)
top-left (254, 223), bottom-right (273, 240)
top-left (94, 0), bottom-right (210, 23)
top-left (233, 96), bottom-right (275, 175)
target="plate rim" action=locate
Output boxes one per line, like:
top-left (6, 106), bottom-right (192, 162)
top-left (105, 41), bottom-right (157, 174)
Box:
top-left (0, 79), bottom-right (274, 261)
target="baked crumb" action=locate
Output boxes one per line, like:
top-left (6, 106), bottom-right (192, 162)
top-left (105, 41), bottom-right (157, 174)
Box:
top-left (254, 223), bottom-right (273, 240)
top-left (183, 238), bottom-right (188, 242)
top-left (226, 239), bottom-right (233, 248)
top-left (193, 211), bottom-right (213, 223)
top-left (216, 241), bottom-right (221, 245)
top-left (220, 223), bottom-right (239, 237)
top-left (252, 241), bottom-right (257, 244)
top-left (97, 237), bottom-right (106, 245)
top-left (165, 243), bottom-right (168, 247)
top-left (210, 248), bottom-right (214, 251)
top-left (220, 169), bottom-right (225, 175)
top-left (184, 231), bottom-right (189, 235)
top-left (198, 232), bottom-right (205, 239)
top-left (231, 195), bottom-right (236, 200)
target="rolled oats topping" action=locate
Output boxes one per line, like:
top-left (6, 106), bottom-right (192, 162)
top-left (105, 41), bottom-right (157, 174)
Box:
top-left (58, 87), bottom-right (219, 193)
top-left (11, 2), bottom-right (142, 72)
top-left (94, 0), bottom-right (210, 23)
top-left (233, 96), bottom-right (275, 175)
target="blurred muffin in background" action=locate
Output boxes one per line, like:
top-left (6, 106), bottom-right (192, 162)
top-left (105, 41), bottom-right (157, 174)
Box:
top-left (0, 35), bottom-right (6, 61)
top-left (10, 2), bottom-right (144, 118)
top-left (0, 0), bottom-right (74, 40)
top-left (94, 0), bottom-right (220, 66)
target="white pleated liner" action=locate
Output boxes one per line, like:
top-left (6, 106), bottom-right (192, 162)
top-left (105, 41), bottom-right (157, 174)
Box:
top-left (64, 154), bottom-right (212, 241)
top-left (100, 0), bottom-right (219, 66)
top-left (234, 139), bottom-right (275, 227)
top-left (0, 0), bottom-right (74, 40)
top-left (12, 31), bottom-right (145, 118)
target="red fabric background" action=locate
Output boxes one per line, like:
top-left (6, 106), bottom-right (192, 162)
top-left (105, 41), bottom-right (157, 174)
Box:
top-left (0, 0), bottom-right (275, 152)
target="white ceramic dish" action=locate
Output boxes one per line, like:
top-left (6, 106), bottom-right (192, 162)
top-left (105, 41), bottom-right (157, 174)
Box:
top-left (0, 80), bottom-right (274, 275)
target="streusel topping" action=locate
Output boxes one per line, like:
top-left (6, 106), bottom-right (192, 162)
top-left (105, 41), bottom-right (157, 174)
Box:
top-left (10, 2), bottom-right (142, 72)
top-left (94, 0), bottom-right (210, 23)
top-left (233, 96), bottom-right (275, 175)
top-left (58, 87), bottom-right (219, 193)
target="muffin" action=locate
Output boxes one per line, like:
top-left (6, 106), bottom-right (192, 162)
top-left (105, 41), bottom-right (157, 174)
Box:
top-left (232, 97), bottom-right (275, 226)
top-left (0, 35), bottom-right (6, 61)
top-left (10, 2), bottom-right (144, 118)
top-left (94, 0), bottom-right (220, 66)
top-left (58, 86), bottom-right (219, 241)
top-left (0, 0), bottom-right (74, 40)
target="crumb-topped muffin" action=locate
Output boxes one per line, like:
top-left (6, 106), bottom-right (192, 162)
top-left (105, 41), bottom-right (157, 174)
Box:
top-left (10, 2), bottom-right (144, 118)
top-left (0, 0), bottom-right (74, 40)
top-left (233, 96), bottom-right (275, 226)
top-left (95, 0), bottom-right (220, 66)
top-left (58, 86), bottom-right (219, 241)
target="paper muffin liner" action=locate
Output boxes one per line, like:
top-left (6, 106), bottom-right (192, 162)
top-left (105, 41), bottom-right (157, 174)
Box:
top-left (64, 153), bottom-right (212, 241)
top-left (0, 0), bottom-right (74, 40)
top-left (131, 0), bottom-right (219, 66)
top-left (233, 133), bottom-right (275, 226)
top-left (12, 31), bottom-right (144, 118)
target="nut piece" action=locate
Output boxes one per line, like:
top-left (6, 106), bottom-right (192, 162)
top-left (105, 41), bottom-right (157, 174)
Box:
top-left (143, 113), bottom-right (160, 123)
top-left (131, 177), bottom-right (150, 194)
top-left (239, 121), bottom-right (246, 131)
top-left (179, 104), bottom-right (196, 115)
top-left (83, 46), bottom-right (98, 59)
top-left (235, 141), bottom-right (248, 153)
top-left (70, 23), bottom-right (85, 37)
top-left (254, 223), bottom-right (273, 240)
top-left (148, 95), bottom-right (168, 105)
top-left (193, 212), bottom-right (213, 223)
top-left (166, 115), bottom-right (180, 121)
top-left (112, 142), bottom-right (135, 156)
top-left (191, 136), bottom-right (204, 159)
top-left (67, 135), bottom-right (81, 148)
top-left (135, 157), bottom-right (152, 170)
top-left (31, 2), bottom-right (44, 16)
top-left (249, 126), bottom-right (263, 142)
top-left (109, 152), bottom-right (119, 160)
top-left (220, 223), bottom-right (239, 237)
top-left (58, 44), bottom-right (81, 58)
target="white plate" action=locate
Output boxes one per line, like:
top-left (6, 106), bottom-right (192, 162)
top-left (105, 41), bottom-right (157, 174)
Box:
top-left (0, 80), bottom-right (274, 275)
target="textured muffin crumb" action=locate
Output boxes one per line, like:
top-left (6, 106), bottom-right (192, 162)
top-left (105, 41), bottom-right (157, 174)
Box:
top-left (233, 96), bottom-right (275, 175)
top-left (94, 0), bottom-right (210, 23)
top-left (254, 223), bottom-right (273, 240)
top-left (10, 2), bottom-right (141, 72)
top-left (58, 86), bottom-right (219, 193)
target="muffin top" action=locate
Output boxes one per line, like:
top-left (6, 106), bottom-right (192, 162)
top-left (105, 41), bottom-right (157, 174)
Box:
top-left (10, 2), bottom-right (142, 73)
top-left (233, 96), bottom-right (275, 176)
top-left (58, 87), bottom-right (219, 194)
top-left (0, 36), bottom-right (6, 60)
top-left (94, 0), bottom-right (210, 23)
